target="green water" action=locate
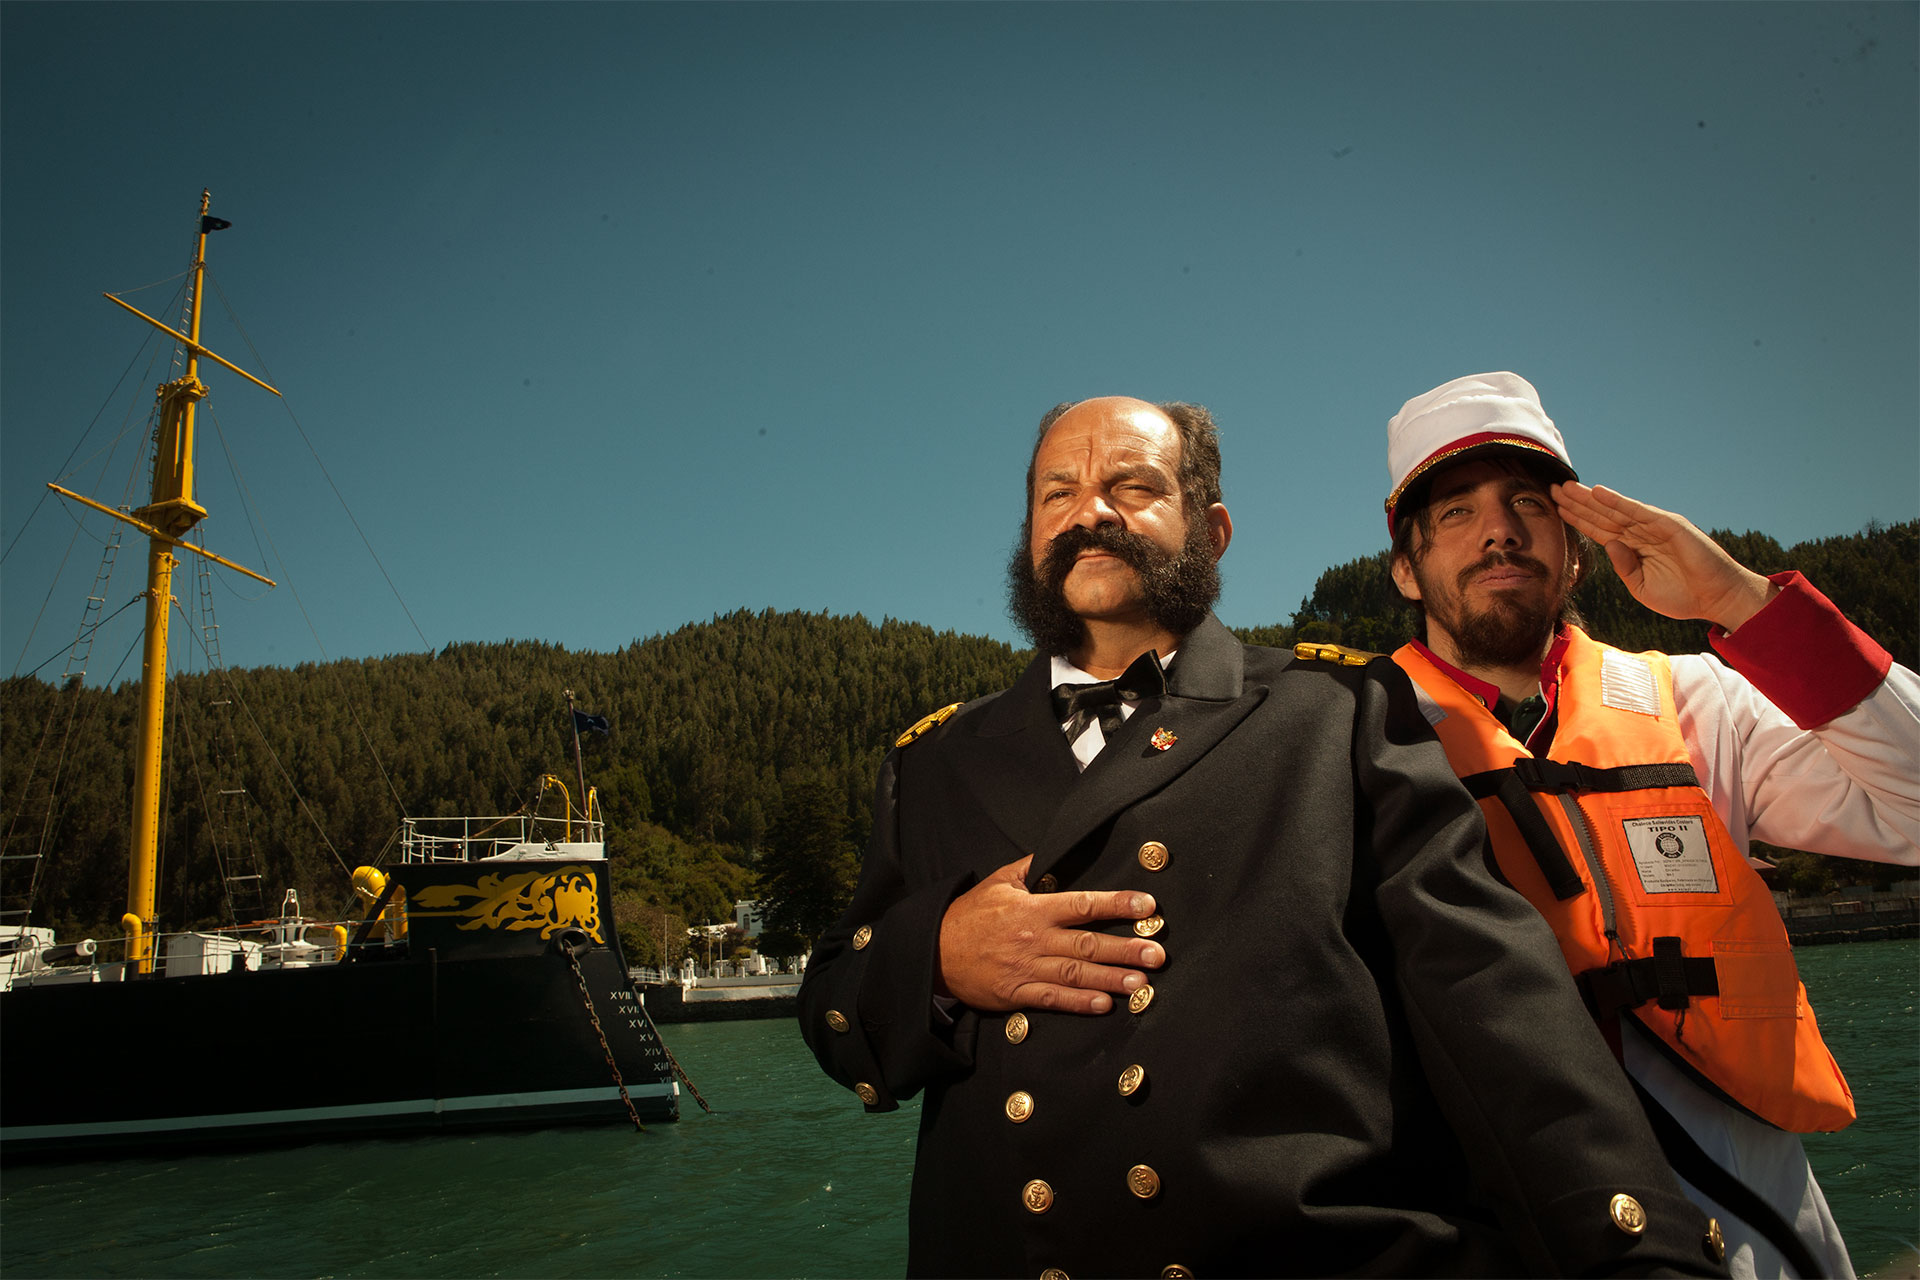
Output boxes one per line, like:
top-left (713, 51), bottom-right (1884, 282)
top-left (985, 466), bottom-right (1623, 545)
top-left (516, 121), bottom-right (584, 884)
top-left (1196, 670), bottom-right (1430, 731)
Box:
top-left (1798, 937), bottom-right (1919, 1273)
top-left (0, 940), bottom-right (1911, 1278)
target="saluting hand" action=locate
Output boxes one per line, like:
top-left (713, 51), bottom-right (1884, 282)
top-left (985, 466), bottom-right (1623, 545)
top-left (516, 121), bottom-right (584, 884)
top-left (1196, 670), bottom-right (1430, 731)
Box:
top-left (936, 855), bottom-right (1163, 1015)
top-left (1552, 481), bottom-right (1776, 632)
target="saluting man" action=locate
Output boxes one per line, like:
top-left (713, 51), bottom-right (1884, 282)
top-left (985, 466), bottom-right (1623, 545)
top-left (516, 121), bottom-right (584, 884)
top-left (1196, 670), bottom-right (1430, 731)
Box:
top-left (1380, 372), bottom-right (1920, 1280)
top-left (800, 396), bottom-right (1726, 1278)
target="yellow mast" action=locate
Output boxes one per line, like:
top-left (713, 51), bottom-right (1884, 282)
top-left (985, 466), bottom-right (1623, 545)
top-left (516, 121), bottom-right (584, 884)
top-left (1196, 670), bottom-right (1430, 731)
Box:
top-left (53, 191), bottom-right (280, 972)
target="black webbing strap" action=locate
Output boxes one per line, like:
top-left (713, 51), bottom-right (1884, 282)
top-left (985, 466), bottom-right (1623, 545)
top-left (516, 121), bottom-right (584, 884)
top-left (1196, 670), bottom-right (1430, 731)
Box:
top-left (1461, 769), bottom-right (1588, 901)
top-left (1582, 938), bottom-right (1720, 1018)
top-left (1459, 758), bottom-right (1702, 904)
top-left (1628, 1075), bottom-right (1829, 1279)
top-left (1510, 757), bottom-right (1701, 795)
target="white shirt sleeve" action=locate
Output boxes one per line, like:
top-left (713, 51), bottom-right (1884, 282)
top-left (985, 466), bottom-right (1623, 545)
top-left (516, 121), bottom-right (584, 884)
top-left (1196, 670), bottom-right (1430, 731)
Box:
top-left (1671, 651), bottom-right (1920, 865)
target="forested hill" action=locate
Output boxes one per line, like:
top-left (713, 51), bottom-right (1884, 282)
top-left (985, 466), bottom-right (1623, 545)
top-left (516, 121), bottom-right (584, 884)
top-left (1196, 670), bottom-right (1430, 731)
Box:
top-left (3, 520), bottom-right (1912, 957)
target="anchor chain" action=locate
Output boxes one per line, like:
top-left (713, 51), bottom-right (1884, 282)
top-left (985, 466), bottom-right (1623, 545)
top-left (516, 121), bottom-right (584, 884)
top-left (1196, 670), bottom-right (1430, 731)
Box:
top-left (656, 1028), bottom-right (714, 1115)
top-left (562, 941), bottom-right (645, 1132)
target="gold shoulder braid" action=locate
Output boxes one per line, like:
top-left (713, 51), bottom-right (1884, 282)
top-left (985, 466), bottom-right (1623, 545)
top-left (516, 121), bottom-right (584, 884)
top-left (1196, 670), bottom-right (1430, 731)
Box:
top-left (1293, 642), bottom-right (1380, 667)
top-left (895, 702), bottom-right (963, 748)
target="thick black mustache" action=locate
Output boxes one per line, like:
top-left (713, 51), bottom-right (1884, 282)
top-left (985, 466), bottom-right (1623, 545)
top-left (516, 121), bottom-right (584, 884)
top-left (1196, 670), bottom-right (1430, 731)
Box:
top-left (1458, 550), bottom-right (1551, 591)
top-left (1039, 524), bottom-right (1166, 586)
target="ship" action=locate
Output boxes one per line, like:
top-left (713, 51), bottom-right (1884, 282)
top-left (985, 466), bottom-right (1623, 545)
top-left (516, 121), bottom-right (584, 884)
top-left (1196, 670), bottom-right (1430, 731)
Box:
top-left (0, 193), bottom-right (681, 1158)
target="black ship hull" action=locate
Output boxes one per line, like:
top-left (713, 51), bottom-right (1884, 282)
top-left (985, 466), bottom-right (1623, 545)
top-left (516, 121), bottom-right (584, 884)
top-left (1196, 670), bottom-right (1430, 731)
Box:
top-left (1, 858), bottom-right (680, 1158)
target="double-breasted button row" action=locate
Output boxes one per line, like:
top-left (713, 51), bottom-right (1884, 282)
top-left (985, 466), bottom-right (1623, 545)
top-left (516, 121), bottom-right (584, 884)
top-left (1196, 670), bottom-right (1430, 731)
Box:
top-left (1017, 1166), bottom-right (1163, 1212)
top-left (1017, 840), bottom-right (1173, 1272)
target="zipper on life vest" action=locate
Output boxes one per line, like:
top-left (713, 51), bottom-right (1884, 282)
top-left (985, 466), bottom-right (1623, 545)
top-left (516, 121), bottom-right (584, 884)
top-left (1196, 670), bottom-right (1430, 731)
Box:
top-left (1556, 794), bottom-right (1628, 961)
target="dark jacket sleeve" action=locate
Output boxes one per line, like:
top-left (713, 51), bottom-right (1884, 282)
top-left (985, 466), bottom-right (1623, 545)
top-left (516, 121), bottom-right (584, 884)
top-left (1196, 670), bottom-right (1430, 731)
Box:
top-left (1354, 657), bottom-right (1726, 1278)
top-left (797, 747), bottom-right (976, 1112)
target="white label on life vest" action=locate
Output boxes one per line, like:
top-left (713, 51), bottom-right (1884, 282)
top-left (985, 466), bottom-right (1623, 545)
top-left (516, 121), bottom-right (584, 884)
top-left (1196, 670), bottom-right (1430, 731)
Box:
top-left (1600, 651), bottom-right (1661, 717)
top-left (1411, 683), bottom-right (1448, 727)
top-left (1621, 816), bottom-right (1719, 893)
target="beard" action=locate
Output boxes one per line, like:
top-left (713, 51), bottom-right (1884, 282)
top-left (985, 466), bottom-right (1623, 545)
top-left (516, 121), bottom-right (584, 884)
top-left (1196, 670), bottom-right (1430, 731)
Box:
top-left (1420, 549), bottom-right (1576, 669)
top-left (1007, 517), bottom-right (1221, 657)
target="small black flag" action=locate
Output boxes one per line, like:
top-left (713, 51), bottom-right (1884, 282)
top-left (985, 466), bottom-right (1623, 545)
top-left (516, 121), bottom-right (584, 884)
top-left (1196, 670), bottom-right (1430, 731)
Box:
top-left (201, 216), bottom-right (232, 234)
top-left (573, 710), bottom-right (610, 735)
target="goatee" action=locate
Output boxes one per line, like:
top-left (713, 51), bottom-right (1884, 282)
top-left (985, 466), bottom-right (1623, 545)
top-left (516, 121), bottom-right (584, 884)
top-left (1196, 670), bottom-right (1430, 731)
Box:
top-left (1008, 518), bottom-right (1220, 657)
top-left (1430, 550), bottom-right (1571, 669)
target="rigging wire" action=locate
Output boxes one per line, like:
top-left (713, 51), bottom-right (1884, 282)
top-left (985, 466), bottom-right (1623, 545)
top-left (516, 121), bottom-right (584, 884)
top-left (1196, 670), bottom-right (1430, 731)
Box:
top-left (189, 424), bottom-right (413, 824)
top-left (203, 404), bottom-right (275, 596)
top-left (207, 270), bottom-right (432, 650)
top-left (6, 332), bottom-right (177, 677)
top-left (0, 282), bottom-right (185, 568)
top-left (169, 596), bottom-right (355, 879)
top-left (14, 595), bottom-right (144, 683)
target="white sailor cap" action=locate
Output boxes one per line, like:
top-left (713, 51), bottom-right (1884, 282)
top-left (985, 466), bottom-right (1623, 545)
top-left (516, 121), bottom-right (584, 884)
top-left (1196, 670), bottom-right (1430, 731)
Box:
top-left (1385, 371), bottom-right (1576, 532)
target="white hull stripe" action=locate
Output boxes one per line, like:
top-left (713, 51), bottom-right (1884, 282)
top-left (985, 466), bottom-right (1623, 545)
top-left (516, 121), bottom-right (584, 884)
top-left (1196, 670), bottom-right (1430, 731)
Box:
top-left (1, 1082), bottom-right (677, 1142)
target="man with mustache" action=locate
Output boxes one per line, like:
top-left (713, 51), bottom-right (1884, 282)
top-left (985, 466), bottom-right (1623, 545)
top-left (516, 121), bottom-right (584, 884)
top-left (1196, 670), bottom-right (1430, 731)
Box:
top-left (1383, 372), bottom-right (1919, 1280)
top-left (801, 396), bottom-right (1723, 1278)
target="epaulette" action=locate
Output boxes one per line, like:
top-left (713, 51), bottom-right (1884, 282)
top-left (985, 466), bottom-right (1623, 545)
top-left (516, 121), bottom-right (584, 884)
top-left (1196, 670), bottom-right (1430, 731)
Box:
top-left (895, 702), bottom-right (962, 748)
top-left (1293, 641), bottom-right (1380, 667)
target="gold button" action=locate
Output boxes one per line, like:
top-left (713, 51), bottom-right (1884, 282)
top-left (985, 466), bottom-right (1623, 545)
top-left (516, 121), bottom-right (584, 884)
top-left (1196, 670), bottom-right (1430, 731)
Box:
top-left (1704, 1218), bottom-right (1725, 1264)
top-left (1609, 1193), bottom-right (1646, 1236)
top-left (1034, 873), bottom-right (1058, 892)
top-left (1005, 1091), bottom-right (1035, 1123)
top-left (1160, 1268), bottom-right (1194, 1279)
top-left (1128, 984), bottom-right (1155, 1014)
top-left (1127, 1164), bottom-right (1161, 1200)
top-left (1040, 1271), bottom-right (1070, 1280)
top-left (1137, 841), bottom-right (1169, 871)
top-left (1133, 914), bottom-right (1164, 937)
top-left (1006, 1012), bottom-right (1030, 1044)
top-left (1022, 1179), bottom-right (1054, 1214)
top-left (854, 1082), bottom-right (880, 1106)
top-left (825, 1009), bottom-right (850, 1033)
top-left (852, 925), bottom-right (873, 950)
top-left (1117, 1064), bottom-right (1146, 1096)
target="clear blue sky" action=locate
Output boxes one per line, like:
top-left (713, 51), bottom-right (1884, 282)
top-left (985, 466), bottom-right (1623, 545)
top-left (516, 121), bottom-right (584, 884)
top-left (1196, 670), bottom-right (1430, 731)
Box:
top-left (4, 2), bottom-right (1914, 684)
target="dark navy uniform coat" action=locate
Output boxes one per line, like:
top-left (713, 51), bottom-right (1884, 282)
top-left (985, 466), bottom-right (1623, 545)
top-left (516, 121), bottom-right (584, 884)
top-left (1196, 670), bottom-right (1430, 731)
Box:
top-left (800, 615), bottom-right (1722, 1279)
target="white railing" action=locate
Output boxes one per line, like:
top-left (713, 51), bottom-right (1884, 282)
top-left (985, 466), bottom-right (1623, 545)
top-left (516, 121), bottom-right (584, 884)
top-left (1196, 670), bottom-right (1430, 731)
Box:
top-left (397, 813), bottom-right (605, 863)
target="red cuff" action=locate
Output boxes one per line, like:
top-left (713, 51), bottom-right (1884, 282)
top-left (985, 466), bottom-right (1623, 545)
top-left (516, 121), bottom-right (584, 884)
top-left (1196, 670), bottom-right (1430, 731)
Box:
top-left (1709, 571), bottom-right (1893, 729)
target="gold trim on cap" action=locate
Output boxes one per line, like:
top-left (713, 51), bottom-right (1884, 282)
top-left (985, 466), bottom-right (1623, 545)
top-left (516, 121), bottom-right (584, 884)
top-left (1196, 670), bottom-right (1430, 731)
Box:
top-left (1385, 435), bottom-right (1568, 520)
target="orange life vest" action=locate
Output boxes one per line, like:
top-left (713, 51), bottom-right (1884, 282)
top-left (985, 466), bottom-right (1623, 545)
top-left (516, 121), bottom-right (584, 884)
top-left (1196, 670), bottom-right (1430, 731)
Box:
top-left (1394, 631), bottom-right (1855, 1134)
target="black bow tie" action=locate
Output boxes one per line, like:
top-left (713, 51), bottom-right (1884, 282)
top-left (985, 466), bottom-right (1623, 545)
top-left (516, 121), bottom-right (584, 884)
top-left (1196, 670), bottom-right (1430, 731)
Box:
top-left (1051, 649), bottom-right (1167, 745)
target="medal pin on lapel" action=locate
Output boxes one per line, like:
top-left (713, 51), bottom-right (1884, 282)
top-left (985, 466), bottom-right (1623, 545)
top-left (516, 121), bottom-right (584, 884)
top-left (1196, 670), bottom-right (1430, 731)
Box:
top-left (1150, 727), bottom-right (1177, 751)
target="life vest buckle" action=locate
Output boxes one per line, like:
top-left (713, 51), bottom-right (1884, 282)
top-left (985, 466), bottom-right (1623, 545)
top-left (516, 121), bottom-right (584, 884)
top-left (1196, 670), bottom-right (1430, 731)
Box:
top-left (1581, 937), bottom-right (1720, 1018)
